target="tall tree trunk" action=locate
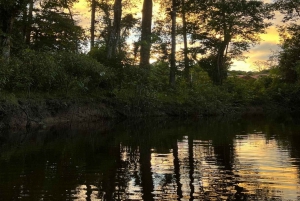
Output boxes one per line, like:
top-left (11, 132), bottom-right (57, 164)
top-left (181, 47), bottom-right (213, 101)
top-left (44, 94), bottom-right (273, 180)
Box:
top-left (22, 3), bottom-right (28, 42)
top-left (107, 0), bottom-right (122, 59)
top-left (139, 0), bottom-right (153, 70)
top-left (0, 0), bottom-right (26, 61)
top-left (169, 0), bottom-right (177, 87)
top-left (90, 0), bottom-right (96, 51)
top-left (216, 37), bottom-right (230, 85)
top-left (25, 0), bottom-right (34, 45)
top-left (1, 12), bottom-right (15, 61)
top-left (216, 0), bottom-right (230, 85)
top-left (181, 0), bottom-right (190, 84)
top-left (216, 45), bottom-right (225, 85)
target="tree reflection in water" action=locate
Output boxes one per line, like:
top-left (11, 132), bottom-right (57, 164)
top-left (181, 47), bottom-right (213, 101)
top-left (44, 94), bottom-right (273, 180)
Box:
top-left (1, 117), bottom-right (300, 200)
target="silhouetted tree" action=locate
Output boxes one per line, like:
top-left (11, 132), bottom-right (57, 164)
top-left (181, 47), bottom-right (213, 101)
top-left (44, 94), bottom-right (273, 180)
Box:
top-left (0, 0), bottom-right (29, 60)
top-left (107, 0), bottom-right (122, 59)
top-left (191, 0), bottom-right (273, 84)
top-left (140, 0), bottom-right (153, 71)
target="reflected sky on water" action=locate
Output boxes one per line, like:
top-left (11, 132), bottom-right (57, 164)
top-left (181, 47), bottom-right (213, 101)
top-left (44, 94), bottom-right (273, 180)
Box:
top-left (1, 117), bottom-right (300, 200)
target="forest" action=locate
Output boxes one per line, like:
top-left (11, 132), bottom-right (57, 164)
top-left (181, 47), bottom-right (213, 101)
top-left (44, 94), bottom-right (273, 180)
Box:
top-left (0, 0), bottom-right (300, 118)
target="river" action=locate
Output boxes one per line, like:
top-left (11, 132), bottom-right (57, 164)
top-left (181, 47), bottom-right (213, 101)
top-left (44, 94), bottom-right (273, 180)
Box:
top-left (1, 116), bottom-right (300, 200)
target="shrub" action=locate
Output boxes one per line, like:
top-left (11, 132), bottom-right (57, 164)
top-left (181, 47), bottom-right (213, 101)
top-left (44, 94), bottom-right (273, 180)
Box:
top-left (53, 52), bottom-right (111, 93)
top-left (1, 50), bottom-right (111, 95)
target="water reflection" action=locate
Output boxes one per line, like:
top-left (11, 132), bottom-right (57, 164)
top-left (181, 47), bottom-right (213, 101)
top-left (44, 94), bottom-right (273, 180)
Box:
top-left (1, 117), bottom-right (300, 200)
top-left (234, 134), bottom-right (300, 200)
top-left (113, 145), bottom-right (142, 200)
top-left (73, 185), bottom-right (101, 200)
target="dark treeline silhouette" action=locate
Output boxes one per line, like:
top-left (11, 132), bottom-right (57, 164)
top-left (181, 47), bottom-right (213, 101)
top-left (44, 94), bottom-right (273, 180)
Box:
top-left (1, 0), bottom-right (300, 117)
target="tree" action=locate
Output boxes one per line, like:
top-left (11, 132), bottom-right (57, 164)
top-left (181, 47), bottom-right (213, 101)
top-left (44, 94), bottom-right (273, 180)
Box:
top-left (30, 0), bottom-right (84, 52)
top-left (273, 0), bottom-right (300, 83)
top-left (139, 0), bottom-right (153, 70)
top-left (0, 0), bottom-right (29, 60)
top-left (191, 0), bottom-right (272, 85)
top-left (90, 0), bottom-right (96, 50)
top-left (277, 24), bottom-right (300, 83)
top-left (89, 0), bottom-right (138, 67)
top-left (151, 17), bottom-right (171, 62)
top-left (274, 0), bottom-right (300, 22)
top-left (253, 60), bottom-right (270, 72)
top-left (169, 0), bottom-right (177, 86)
top-left (23, 0), bottom-right (34, 45)
top-left (180, 0), bottom-right (191, 84)
top-left (152, 0), bottom-right (180, 86)
top-left (107, 0), bottom-right (122, 59)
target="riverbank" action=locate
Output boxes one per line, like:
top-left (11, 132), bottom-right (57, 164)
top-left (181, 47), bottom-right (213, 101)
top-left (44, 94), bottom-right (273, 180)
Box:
top-left (0, 96), bottom-right (269, 130)
top-left (0, 98), bottom-right (115, 130)
top-left (2, 51), bottom-right (300, 130)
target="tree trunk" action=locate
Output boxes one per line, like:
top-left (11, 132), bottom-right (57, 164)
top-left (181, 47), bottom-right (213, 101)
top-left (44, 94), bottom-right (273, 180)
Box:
top-left (169, 0), bottom-right (177, 87)
top-left (216, 36), bottom-right (230, 85)
top-left (1, 13), bottom-right (15, 61)
top-left (216, 0), bottom-right (230, 85)
top-left (25, 0), bottom-right (34, 45)
top-left (139, 0), bottom-right (153, 70)
top-left (22, 3), bottom-right (28, 42)
top-left (181, 0), bottom-right (190, 84)
top-left (90, 0), bottom-right (96, 51)
top-left (107, 0), bottom-right (122, 59)
top-left (216, 46), bottom-right (225, 85)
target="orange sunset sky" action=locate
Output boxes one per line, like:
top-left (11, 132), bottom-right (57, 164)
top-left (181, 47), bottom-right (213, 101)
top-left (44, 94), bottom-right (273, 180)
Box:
top-left (73, 0), bottom-right (283, 72)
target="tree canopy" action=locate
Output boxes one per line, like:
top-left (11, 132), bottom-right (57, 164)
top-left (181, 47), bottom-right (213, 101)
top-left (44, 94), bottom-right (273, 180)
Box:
top-left (0, 0), bottom-right (298, 86)
top-left (190, 0), bottom-right (273, 84)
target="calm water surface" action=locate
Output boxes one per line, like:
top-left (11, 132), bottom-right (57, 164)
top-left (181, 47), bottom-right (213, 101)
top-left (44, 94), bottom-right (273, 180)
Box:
top-left (1, 117), bottom-right (300, 200)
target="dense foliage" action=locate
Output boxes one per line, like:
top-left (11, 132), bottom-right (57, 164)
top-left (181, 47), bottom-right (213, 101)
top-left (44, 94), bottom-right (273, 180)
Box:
top-left (0, 0), bottom-right (300, 116)
top-left (0, 50), bottom-right (110, 95)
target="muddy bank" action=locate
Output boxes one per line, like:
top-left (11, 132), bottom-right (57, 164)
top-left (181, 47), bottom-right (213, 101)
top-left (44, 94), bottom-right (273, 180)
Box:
top-left (0, 99), bottom-right (118, 130)
top-left (0, 98), bottom-right (269, 130)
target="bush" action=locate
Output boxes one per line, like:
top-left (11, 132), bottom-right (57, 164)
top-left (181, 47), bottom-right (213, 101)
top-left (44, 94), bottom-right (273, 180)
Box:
top-left (0, 50), bottom-right (111, 95)
top-left (0, 58), bottom-right (18, 91)
top-left (15, 50), bottom-right (57, 92)
top-left (53, 52), bottom-right (111, 93)
top-left (223, 77), bottom-right (256, 104)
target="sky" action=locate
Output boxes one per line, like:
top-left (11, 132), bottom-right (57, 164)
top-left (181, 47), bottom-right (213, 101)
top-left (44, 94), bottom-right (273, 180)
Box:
top-left (73, 0), bottom-right (284, 72)
top-left (231, 25), bottom-right (281, 71)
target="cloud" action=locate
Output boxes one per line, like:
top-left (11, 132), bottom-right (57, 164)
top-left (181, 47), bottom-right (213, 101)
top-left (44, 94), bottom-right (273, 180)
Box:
top-left (260, 26), bottom-right (281, 43)
top-left (231, 41), bottom-right (280, 71)
top-left (247, 42), bottom-right (279, 57)
top-left (230, 60), bottom-right (252, 71)
top-left (230, 23), bottom-right (282, 71)
top-left (231, 43), bottom-right (280, 71)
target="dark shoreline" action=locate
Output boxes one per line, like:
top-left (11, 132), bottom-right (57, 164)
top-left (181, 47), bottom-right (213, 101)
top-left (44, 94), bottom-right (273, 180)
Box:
top-left (0, 97), bottom-right (271, 130)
